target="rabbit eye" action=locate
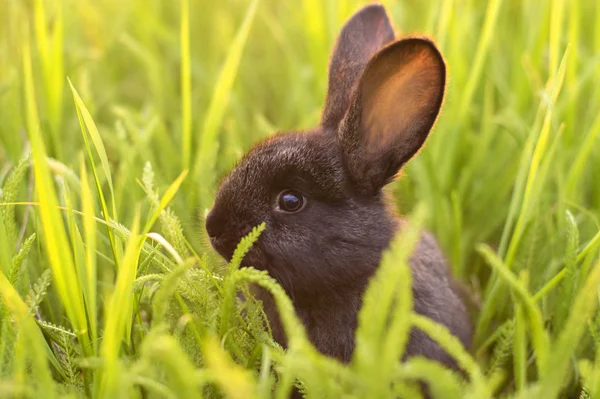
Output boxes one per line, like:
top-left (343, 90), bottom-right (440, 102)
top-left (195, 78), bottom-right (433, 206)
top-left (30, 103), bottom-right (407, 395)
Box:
top-left (277, 190), bottom-right (305, 213)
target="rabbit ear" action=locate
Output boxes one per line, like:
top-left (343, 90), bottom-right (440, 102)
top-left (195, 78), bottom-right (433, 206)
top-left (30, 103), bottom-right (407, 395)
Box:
top-left (321, 4), bottom-right (395, 129)
top-left (339, 38), bottom-right (446, 195)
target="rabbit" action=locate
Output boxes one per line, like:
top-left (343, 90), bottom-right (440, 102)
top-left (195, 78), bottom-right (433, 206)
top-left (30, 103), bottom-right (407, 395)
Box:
top-left (206, 0), bottom-right (472, 384)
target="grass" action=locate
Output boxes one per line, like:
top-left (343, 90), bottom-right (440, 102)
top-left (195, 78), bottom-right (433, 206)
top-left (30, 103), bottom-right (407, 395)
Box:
top-left (0, 0), bottom-right (600, 397)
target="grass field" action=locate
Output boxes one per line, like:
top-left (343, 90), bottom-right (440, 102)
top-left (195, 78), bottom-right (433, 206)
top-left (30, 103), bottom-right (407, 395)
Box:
top-left (1, 0), bottom-right (600, 397)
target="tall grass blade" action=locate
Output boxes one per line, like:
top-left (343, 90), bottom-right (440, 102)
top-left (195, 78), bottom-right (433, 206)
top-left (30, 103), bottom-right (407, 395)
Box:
top-left (23, 31), bottom-right (92, 357)
top-left (98, 209), bottom-right (143, 398)
top-left (68, 79), bottom-right (121, 268)
top-left (80, 157), bottom-right (98, 353)
top-left (537, 259), bottom-right (600, 397)
top-left (180, 0), bottom-right (192, 170)
top-left (477, 245), bottom-right (549, 377)
top-left (505, 46), bottom-right (570, 268)
top-left (192, 0), bottom-right (259, 210)
top-left (203, 335), bottom-right (258, 399)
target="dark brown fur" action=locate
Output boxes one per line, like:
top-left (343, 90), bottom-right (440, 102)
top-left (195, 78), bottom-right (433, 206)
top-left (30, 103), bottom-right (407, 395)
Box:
top-left (205, 2), bottom-right (472, 393)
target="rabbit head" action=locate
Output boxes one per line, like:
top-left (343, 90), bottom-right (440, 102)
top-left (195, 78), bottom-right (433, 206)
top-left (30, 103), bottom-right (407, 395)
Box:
top-left (206, 3), bottom-right (446, 298)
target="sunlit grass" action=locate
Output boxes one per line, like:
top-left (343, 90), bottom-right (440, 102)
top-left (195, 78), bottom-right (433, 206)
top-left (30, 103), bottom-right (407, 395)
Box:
top-left (0, 0), bottom-right (599, 398)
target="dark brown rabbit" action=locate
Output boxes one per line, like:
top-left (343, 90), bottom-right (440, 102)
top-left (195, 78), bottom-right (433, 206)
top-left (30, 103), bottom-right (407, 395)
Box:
top-left (206, 0), bottom-right (472, 383)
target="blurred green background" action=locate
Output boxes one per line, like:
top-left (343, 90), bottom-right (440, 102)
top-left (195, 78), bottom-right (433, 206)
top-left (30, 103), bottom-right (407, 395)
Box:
top-left (1, 0), bottom-right (600, 397)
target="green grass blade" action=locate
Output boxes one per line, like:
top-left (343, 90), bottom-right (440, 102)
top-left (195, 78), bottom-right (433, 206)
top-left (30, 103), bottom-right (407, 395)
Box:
top-left (68, 79), bottom-right (117, 220)
top-left (98, 209), bottom-right (143, 398)
top-left (151, 259), bottom-right (192, 326)
top-left (33, 0), bottom-right (59, 158)
top-left (505, 46), bottom-right (570, 268)
top-left (457, 0), bottom-right (503, 120)
top-left (397, 358), bottom-right (464, 399)
top-left (68, 79), bottom-right (121, 271)
top-left (203, 335), bottom-right (258, 399)
top-left (138, 332), bottom-right (203, 397)
top-left (497, 47), bottom-right (570, 263)
top-left (513, 301), bottom-right (527, 390)
top-left (537, 259), bottom-right (600, 397)
top-left (411, 314), bottom-right (488, 396)
top-left (548, 0), bottom-right (566, 79)
top-left (80, 156), bottom-right (98, 354)
top-left (23, 31), bottom-right (92, 357)
top-left (219, 223), bottom-right (266, 336)
top-left (192, 0), bottom-right (259, 210)
top-left (180, 0), bottom-right (192, 170)
top-left (33, 0), bottom-right (64, 154)
top-left (565, 112), bottom-right (600, 199)
top-left (477, 244), bottom-right (550, 378)
top-left (143, 169), bottom-right (188, 233)
top-left (477, 46), bottom-right (571, 343)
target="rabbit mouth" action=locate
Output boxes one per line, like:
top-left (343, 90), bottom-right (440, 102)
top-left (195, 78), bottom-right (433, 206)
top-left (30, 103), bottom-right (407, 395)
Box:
top-left (208, 235), bottom-right (236, 261)
top-left (209, 235), bottom-right (261, 267)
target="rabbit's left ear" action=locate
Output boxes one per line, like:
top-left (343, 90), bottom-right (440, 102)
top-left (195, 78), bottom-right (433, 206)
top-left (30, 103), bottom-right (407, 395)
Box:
top-left (338, 38), bottom-right (446, 195)
top-left (321, 4), bottom-right (395, 129)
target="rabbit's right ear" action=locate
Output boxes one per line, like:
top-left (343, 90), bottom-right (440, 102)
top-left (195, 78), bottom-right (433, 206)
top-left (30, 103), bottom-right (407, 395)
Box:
top-left (338, 38), bottom-right (446, 196)
top-left (321, 4), bottom-right (395, 129)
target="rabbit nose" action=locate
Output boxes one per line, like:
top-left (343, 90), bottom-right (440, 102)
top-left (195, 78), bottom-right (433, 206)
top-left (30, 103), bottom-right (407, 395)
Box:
top-left (205, 208), bottom-right (225, 238)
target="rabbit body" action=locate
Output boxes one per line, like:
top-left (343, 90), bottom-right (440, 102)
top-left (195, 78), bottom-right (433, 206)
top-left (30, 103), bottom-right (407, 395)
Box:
top-left (206, 2), bottom-right (472, 373)
top-left (255, 221), bottom-right (471, 367)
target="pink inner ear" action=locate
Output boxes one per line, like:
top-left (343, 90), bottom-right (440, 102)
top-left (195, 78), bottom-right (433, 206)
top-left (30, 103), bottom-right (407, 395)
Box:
top-left (360, 45), bottom-right (444, 156)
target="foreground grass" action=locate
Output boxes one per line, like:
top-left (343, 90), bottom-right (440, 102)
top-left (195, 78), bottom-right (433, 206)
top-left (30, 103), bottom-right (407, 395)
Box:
top-left (1, 0), bottom-right (600, 397)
